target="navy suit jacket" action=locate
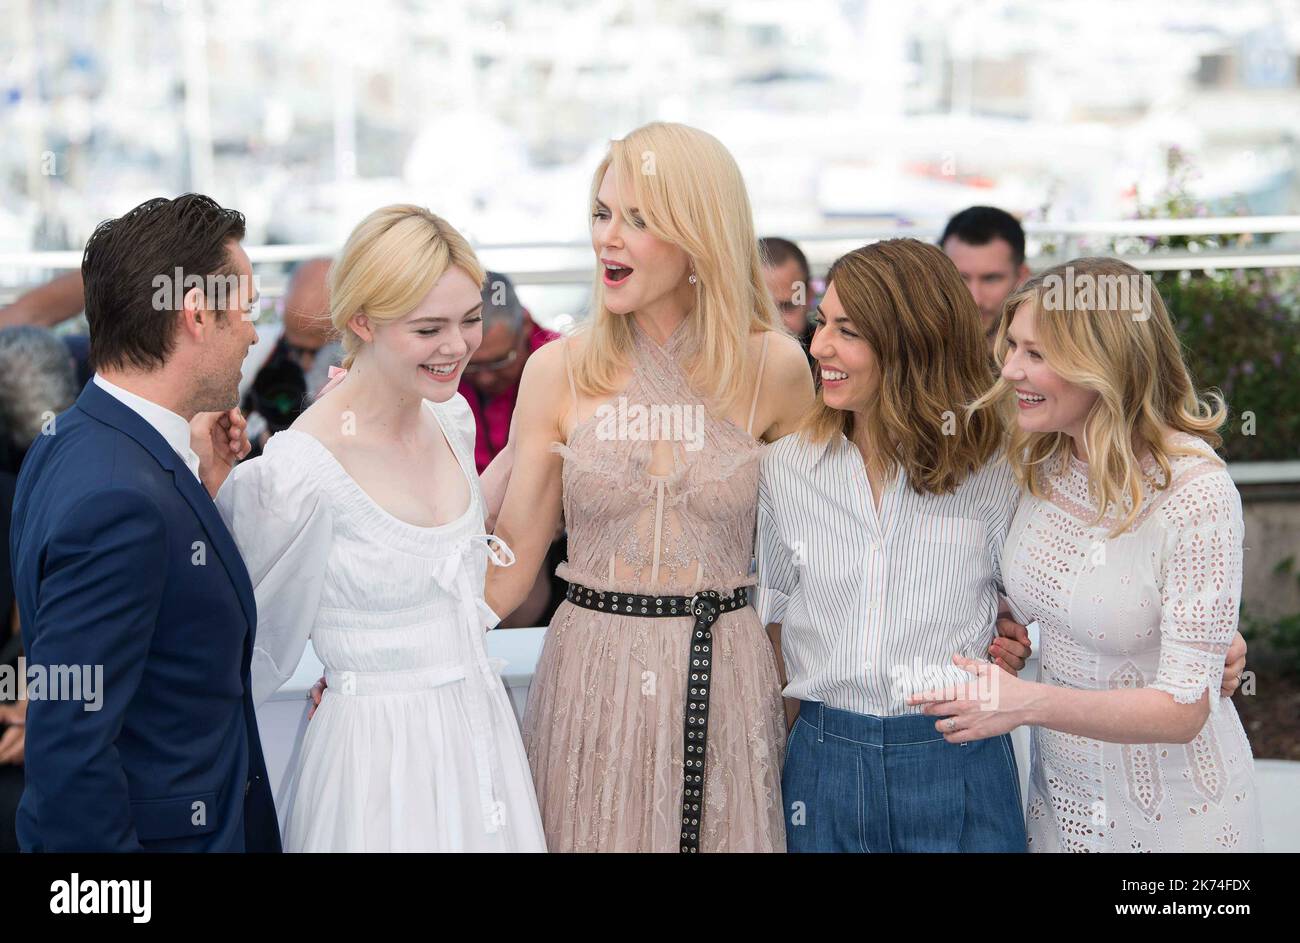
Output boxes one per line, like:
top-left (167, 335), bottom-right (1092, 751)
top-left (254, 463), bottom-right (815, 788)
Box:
top-left (11, 381), bottom-right (280, 852)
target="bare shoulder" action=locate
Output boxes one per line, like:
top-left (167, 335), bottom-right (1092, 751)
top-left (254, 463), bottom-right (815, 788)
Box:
top-left (288, 394), bottom-right (340, 442)
top-left (514, 333), bottom-right (579, 442)
top-left (738, 331), bottom-right (806, 442)
top-left (519, 332), bottom-right (573, 396)
top-left (747, 330), bottom-right (814, 441)
top-left (757, 330), bottom-right (812, 382)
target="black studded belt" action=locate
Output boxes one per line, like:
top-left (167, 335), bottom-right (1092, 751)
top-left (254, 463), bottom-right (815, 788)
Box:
top-left (563, 582), bottom-right (750, 853)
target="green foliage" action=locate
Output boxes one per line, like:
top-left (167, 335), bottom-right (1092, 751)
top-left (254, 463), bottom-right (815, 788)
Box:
top-left (1106, 148), bottom-right (1300, 462)
top-left (1240, 602), bottom-right (1300, 677)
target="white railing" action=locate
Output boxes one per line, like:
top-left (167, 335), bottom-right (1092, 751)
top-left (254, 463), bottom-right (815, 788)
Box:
top-left (1229, 462), bottom-right (1300, 485)
top-left (3, 216), bottom-right (1300, 294)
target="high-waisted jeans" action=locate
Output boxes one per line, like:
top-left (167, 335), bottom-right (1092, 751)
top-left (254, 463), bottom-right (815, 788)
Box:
top-left (782, 701), bottom-right (1027, 853)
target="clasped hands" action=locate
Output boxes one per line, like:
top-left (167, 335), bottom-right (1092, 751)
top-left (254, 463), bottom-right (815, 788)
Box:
top-left (909, 629), bottom-right (1248, 744)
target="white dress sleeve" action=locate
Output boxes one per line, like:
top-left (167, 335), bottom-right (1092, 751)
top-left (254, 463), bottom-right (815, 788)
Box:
top-left (216, 440), bottom-right (334, 706)
top-left (1151, 466), bottom-right (1243, 715)
top-left (755, 453), bottom-right (798, 627)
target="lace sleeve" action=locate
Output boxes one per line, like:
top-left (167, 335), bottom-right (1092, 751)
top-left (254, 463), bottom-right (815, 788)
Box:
top-left (1151, 467), bottom-right (1243, 714)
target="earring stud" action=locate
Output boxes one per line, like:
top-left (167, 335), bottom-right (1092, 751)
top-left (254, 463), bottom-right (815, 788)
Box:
top-left (688, 273), bottom-right (698, 285)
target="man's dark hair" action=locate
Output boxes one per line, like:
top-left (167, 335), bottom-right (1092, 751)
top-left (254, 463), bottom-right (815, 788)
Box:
top-left (938, 206), bottom-right (1026, 267)
top-left (481, 270), bottom-right (526, 335)
top-left (758, 236), bottom-right (811, 285)
top-left (82, 193), bottom-right (246, 371)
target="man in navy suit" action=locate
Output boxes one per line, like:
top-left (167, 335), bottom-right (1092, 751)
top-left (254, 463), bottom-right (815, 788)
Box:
top-left (11, 194), bottom-right (281, 852)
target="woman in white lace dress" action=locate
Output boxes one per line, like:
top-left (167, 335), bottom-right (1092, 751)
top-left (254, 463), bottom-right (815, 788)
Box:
top-left (909, 257), bottom-right (1260, 852)
top-left (217, 206), bottom-right (545, 851)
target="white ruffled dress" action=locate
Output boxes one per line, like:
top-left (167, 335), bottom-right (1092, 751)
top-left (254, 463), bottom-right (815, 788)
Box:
top-left (216, 394), bottom-right (545, 852)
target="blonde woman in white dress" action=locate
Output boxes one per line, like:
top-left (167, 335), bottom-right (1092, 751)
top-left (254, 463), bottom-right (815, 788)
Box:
top-left (909, 257), bottom-right (1260, 853)
top-left (216, 206), bottom-right (545, 852)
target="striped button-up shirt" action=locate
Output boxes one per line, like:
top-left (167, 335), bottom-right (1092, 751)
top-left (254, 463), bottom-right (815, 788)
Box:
top-left (756, 432), bottom-right (1020, 717)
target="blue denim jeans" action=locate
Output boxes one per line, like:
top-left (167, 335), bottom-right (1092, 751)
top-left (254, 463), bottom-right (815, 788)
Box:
top-left (782, 701), bottom-right (1027, 853)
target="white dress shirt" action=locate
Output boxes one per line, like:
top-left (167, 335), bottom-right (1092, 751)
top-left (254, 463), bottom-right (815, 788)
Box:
top-left (93, 374), bottom-right (202, 482)
top-left (756, 431), bottom-right (1021, 717)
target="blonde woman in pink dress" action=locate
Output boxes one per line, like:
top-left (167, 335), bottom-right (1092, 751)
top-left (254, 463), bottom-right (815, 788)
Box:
top-left (910, 258), bottom-right (1260, 852)
top-left (486, 122), bottom-right (815, 852)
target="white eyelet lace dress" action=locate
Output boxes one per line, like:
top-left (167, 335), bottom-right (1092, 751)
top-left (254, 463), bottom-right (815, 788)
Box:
top-left (1002, 434), bottom-right (1260, 852)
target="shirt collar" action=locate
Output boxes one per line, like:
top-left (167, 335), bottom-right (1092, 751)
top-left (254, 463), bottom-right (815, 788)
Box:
top-left (804, 431), bottom-right (846, 470)
top-left (92, 374), bottom-right (202, 481)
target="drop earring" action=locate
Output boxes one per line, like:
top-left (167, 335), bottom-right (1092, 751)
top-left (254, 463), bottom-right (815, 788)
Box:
top-left (688, 272), bottom-right (698, 286)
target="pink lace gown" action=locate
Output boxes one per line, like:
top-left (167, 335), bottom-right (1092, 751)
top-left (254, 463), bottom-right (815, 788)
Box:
top-left (521, 322), bottom-right (787, 852)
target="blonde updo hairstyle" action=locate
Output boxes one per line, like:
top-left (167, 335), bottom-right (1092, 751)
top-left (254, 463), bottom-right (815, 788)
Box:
top-left (329, 204), bottom-right (485, 370)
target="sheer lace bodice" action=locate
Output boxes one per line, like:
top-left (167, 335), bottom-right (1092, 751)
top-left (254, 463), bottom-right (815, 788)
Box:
top-left (523, 323), bottom-right (786, 852)
top-left (551, 321), bottom-right (768, 595)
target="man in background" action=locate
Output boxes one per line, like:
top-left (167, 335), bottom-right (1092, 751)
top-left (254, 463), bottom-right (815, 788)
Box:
top-left (461, 271), bottom-right (559, 473)
top-left (759, 236), bottom-right (814, 365)
top-left (939, 206), bottom-right (1031, 352)
top-left (0, 326), bottom-right (81, 852)
top-left (0, 273), bottom-right (94, 391)
top-left (242, 258), bottom-right (337, 454)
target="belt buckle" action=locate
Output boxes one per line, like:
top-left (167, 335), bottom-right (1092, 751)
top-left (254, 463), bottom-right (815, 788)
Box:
top-left (689, 590), bottom-right (719, 618)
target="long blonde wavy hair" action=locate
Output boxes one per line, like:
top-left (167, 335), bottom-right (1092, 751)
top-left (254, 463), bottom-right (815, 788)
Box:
top-left (570, 122), bottom-right (780, 412)
top-left (329, 204), bottom-right (485, 369)
top-left (799, 239), bottom-right (1003, 494)
top-left (969, 256), bottom-right (1226, 535)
